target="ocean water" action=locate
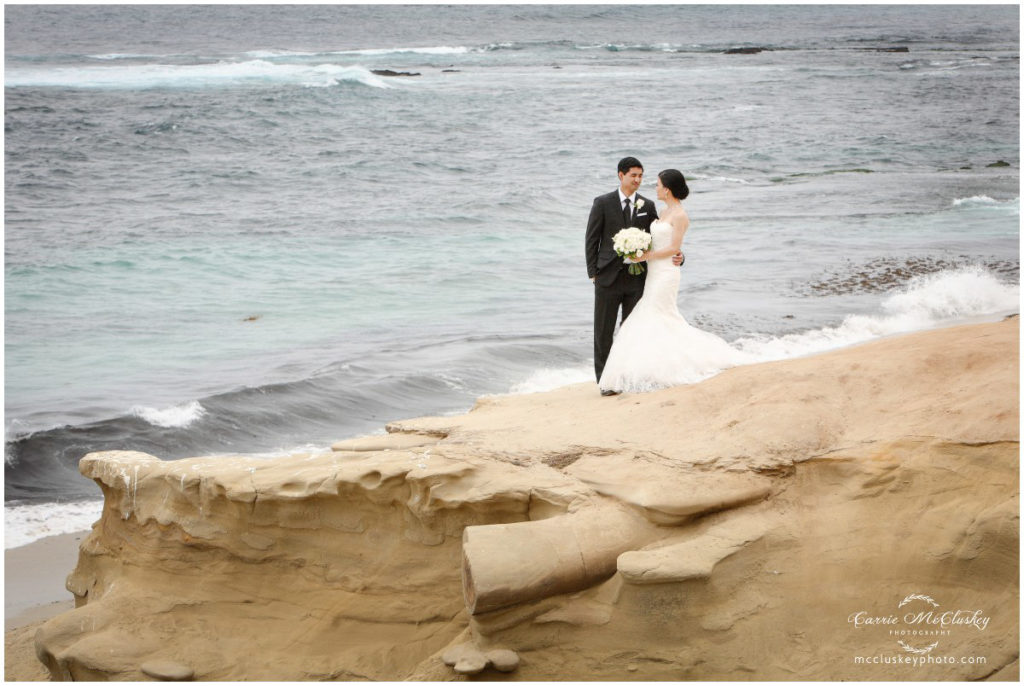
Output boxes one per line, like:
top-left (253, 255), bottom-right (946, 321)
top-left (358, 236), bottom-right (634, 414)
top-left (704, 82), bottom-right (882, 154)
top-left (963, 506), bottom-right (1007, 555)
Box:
top-left (4, 5), bottom-right (1019, 547)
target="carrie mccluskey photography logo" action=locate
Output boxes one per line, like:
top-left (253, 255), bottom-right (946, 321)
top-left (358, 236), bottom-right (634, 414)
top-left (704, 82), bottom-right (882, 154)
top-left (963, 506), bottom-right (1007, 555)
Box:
top-left (847, 593), bottom-right (991, 657)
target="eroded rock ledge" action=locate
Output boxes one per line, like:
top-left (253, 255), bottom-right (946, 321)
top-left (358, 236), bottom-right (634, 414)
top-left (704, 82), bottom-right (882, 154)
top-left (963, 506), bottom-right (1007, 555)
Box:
top-left (36, 319), bottom-right (1019, 681)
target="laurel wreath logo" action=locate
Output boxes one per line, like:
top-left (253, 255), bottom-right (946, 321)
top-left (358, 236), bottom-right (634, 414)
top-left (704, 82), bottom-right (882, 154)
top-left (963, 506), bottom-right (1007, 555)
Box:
top-left (898, 594), bottom-right (939, 608)
top-left (897, 640), bottom-right (939, 655)
top-left (851, 593), bottom-right (990, 661)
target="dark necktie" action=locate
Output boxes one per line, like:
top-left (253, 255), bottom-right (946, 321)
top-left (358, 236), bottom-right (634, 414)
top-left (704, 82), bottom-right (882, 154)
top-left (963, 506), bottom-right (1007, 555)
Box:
top-left (623, 197), bottom-right (632, 226)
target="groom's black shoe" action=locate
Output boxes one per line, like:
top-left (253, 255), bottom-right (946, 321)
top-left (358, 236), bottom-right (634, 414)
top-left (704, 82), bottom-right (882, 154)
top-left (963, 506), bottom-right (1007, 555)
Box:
top-left (600, 389), bottom-right (619, 396)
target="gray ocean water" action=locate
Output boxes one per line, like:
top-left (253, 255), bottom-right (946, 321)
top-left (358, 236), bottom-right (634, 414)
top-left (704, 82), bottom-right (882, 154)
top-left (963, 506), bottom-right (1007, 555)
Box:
top-left (4, 4), bottom-right (1020, 544)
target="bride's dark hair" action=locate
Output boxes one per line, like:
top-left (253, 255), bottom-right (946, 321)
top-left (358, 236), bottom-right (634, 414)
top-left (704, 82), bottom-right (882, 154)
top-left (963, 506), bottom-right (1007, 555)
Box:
top-left (658, 169), bottom-right (690, 200)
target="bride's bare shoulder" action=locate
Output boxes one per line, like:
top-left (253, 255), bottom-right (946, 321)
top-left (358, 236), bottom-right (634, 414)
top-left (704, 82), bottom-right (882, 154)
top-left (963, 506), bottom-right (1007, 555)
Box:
top-left (664, 208), bottom-right (690, 230)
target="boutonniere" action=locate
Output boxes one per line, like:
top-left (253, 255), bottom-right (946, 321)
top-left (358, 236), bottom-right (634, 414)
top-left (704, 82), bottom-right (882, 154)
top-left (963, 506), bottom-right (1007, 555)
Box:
top-left (634, 198), bottom-right (645, 211)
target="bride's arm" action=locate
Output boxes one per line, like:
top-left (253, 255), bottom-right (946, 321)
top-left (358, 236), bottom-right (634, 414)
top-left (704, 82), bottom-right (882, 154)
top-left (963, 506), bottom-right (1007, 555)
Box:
top-left (635, 214), bottom-right (689, 262)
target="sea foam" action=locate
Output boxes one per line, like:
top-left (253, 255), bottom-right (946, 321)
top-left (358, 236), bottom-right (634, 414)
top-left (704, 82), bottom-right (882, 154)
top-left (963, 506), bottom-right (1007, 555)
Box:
top-left (953, 195), bottom-right (998, 206)
top-left (87, 53), bottom-right (156, 60)
top-left (510, 365), bottom-right (593, 394)
top-left (4, 500), bottom-right (103, 549)
top-left (952, 195), bottom-right (1019, 212)
top-left (734, 267), bottom-right (1019, 361)
top-left (329, 46), bottom-right (470, 56)
top-left (131, 400), bottom-right (207, 428)
top-left (691, 173), bottom-right (750, 184)
top-left (5, 60), bottom-right (392, 89)
top-left (243, 46), bottom-right (469, 59)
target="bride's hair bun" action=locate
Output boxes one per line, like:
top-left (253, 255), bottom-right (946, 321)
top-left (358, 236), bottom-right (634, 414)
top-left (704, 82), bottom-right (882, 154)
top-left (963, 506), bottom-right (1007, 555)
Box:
top-left (658, 169), bottom-right (690, 200)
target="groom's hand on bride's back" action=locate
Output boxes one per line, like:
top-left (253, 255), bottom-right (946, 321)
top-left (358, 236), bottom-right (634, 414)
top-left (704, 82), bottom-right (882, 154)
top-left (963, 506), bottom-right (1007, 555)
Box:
top-left (672, 251), bottom-right (685, 267)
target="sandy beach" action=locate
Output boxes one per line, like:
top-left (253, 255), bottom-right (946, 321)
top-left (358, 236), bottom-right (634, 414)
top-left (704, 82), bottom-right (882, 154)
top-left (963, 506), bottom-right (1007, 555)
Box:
top-left (5, 532), bottom-right (84, 681)
top-left (9, 318), bottom-right (1020, 681)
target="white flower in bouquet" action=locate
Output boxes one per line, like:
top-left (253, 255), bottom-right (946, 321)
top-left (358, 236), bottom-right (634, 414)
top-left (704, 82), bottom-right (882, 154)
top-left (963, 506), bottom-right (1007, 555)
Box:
top-left (611, 227), bottom-right (652, 275)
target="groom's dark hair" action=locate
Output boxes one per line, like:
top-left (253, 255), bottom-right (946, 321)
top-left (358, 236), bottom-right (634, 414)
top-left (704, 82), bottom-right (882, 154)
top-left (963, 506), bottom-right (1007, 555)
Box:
top-left (617, 156), bottom-right (643, 175)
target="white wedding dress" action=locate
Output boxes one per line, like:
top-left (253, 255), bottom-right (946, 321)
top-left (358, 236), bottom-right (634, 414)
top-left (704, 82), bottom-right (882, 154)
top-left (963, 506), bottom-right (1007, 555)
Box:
top-left (599, 220), bottom-right (746, 393)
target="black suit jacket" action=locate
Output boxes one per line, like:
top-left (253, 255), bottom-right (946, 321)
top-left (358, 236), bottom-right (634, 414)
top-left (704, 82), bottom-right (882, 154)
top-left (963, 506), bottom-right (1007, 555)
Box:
top-left (585, 190), bottom-right (659, 287)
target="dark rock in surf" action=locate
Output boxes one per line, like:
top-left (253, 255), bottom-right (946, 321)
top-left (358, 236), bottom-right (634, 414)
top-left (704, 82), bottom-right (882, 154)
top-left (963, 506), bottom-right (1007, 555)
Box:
top-left (724, 47), bottom-right (766, 55)
top-left (371, 69), bottom-right (421, 77)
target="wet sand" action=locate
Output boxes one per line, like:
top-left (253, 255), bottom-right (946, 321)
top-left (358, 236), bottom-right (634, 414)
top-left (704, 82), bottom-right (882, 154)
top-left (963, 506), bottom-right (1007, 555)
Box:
top-left (5, 531), bottom-right (86, 681)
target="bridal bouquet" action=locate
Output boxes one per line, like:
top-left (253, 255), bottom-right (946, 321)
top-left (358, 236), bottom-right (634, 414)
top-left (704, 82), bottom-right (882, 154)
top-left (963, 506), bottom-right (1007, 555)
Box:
top-left (612, 227), bottom-right (652, 275)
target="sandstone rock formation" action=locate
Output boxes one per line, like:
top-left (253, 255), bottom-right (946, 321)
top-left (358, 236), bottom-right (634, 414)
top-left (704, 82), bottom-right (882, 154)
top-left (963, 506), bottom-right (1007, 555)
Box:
top-left (34, 319), bottom-right (1019, 680)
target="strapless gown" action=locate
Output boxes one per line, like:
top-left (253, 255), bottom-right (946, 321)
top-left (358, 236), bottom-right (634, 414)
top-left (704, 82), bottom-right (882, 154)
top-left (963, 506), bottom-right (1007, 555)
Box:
top-left (598, 220), bottom-right (746, 393)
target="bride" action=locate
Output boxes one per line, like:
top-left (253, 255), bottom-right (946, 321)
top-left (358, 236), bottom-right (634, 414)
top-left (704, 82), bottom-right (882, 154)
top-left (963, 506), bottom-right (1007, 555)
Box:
top-left (598, 169), bottom-right (746, 394)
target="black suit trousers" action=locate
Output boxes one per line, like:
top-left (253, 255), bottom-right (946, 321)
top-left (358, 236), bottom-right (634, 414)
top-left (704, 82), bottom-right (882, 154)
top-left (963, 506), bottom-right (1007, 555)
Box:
top-left (593, 268), bottom-right (644, 382)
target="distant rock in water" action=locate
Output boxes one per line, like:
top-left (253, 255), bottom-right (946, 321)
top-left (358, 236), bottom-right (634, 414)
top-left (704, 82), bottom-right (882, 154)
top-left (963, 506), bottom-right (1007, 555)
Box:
top-left (987, 160), bottom-right (1011, 168)
top-left (770, 168), bottom-right (873, 183)
top-left (800, 255), bottom-right (1019, 296)
top-left (441, 69), bottom-right (461, 73)
top-left (371, 69), bottom-right (421, 77)
top-left (874, 46), bottom-right (910, 52)
top-left (723, 47), bottom-right (766, 55)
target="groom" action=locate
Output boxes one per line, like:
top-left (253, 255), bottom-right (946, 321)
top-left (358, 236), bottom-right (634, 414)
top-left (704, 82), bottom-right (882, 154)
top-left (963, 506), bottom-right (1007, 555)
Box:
top-left (585, 156), bottom-right (682, 395)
